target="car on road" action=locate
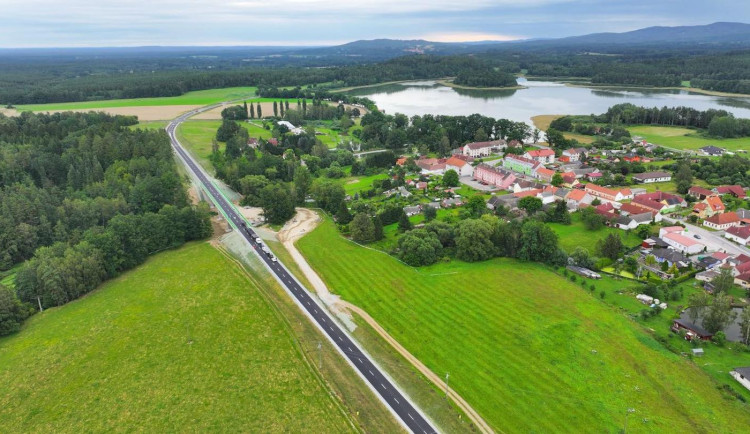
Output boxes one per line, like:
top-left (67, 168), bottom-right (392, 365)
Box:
top-left (255, 237), bottom-right (262, 243)
top-left (270, 256), bottom-right (277, 262)
top-left (694, 234), bottom-right (702, 239)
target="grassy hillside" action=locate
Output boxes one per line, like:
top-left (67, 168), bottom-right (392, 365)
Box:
top-left (18, 87), bottom-right (258, 111)
top-left (0, 242), bottom-right (355, 433)
top-left (297, 218), bottom-right (750, 433)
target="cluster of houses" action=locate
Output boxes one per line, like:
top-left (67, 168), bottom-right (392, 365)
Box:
top-left (695, 250), bottom-right (750, 290)
top-left (687, 185), bottom-right (749, 234)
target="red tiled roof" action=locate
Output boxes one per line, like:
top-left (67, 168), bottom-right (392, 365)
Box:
top-left (445, 156), bottom-right (468, 167)
top-left (705, 211), bottom-right (739, 225)
top-left (706, 196), bottom-right (725, 212)
top-left (688, 186), bottom-right (714, 197)
top-left (526, 149), bottom-right (555, 157)
top-left (514, 189), bottom-right (542, 198)
top-left (716, 185), bottom-right (746, 198)
top-left (726, 225), bottom-right (750, 240)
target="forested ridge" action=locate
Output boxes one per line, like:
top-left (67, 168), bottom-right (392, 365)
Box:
top-left (0, 112), bottom-right (212, 333)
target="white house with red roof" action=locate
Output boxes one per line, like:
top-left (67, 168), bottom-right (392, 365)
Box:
top-left (461, 140), bottom-right (505, 157)
top-left (523, 148), bottom-right (556, 164)
top-left (704, 212), bottom-right (741, 230)
top-left (659, 226), bottom-right (705, 254)
top-left (726, 225), bottom-right (750, 246)
top-left (445, 156), bottom-right (474, 177)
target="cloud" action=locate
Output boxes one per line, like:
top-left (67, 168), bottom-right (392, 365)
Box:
top-left (0, 0), bottom-right (746, 47)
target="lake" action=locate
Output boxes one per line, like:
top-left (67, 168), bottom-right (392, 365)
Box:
top-left (349, 78), bottom-right (750, 125)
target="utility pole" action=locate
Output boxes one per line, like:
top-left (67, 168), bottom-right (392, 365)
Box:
top-left (317, 341), bottom-right (322, 369)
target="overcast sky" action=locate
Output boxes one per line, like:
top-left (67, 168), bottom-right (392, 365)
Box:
top-left (1, 0), bottom-right (748, 47)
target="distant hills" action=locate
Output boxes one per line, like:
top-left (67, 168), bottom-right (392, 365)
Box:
top-left (2, 22), bottom-right (748, 65)
top-left (274, 22), bottom-right (750, 62)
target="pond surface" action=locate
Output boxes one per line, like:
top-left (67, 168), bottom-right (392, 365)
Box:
top-left (349, 78), bottom-right (750, 125)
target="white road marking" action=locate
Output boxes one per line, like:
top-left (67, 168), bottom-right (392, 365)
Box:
top-left (368, 370), bottom-right (374, 376)
top-left (408, 413), bottom-right (414, 421)
top-left (394, 398), bottom-right (399, 404)
top-left (381, 383), bottom-right (386, 390)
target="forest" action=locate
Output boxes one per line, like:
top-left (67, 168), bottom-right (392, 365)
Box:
top-left (0, 55), bottom-right (517, 105)
top-left (549, 103), bottom-right (750, 138)
top-left (0, 112), bottom-right (212, 333)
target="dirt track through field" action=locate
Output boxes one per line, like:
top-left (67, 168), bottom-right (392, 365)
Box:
top-left (277, 209), bottom-right (495, 434)
top-left (35, 105), bottom-right (201, 121)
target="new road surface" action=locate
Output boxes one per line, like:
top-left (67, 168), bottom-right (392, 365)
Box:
top-left (166, 106), bottom-right (437, 434)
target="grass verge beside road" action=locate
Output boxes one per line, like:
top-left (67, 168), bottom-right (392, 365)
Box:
top-left (297, 217), bottom-right (750, 432)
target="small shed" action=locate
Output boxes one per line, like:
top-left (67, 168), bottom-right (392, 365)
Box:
top-left (692, 348), bottom-right (704, 357)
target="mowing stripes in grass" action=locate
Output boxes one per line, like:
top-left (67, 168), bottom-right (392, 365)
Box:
top-left (297, 218), bottom-right (750, 432)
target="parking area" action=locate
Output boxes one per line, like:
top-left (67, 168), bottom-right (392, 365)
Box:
top-left (459, 176), bottom-right (499, 192)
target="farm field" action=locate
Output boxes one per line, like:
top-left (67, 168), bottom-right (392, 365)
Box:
top-left (296, 218), bottom-right (750, 432)
top-left (0, 242), bottom-right (354, 432)
top-left (628, 125), bottom-right (750, 152)
top-left (549, 213), bottom-right (643, 254)
top-left (531, 114), bottom-right (594, 143)
top-left (18, 87), bottom-right (258, 111)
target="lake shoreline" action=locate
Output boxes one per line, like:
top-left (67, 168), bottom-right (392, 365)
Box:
top-left (435, 79), bottom-right (526, 91)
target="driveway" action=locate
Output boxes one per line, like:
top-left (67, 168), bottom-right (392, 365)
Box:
top-left (663, 216), bottom-right (750, 256)
top-left (459, 176), bottom-right (499, 192)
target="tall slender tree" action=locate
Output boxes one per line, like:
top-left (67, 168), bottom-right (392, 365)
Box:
top-left (250, 104), bottom-right (255, 119)
top-left (257, 103), bottom-right (262, 118)
top-left (273, 101), bottom-right (278, 117)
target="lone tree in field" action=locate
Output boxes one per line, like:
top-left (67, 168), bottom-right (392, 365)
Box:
top-left (249, 103), bottom-right (255, 119)
top-left (273, 101), bottom-right (278, 117)
top-left (442, 169), bottom-right (459, 187)
top-left (598, 233), bottom-right (624, 261)
top-left (350, 213), bottom-right (375, 242)
top-left (257, 103), bottom-right (262, 118)
top-left (398, 211), bottom-right (412, 232)
top-left (703, 293), bottom-right (737, 334)
top-left (335, 201), bottom-right (352, 225)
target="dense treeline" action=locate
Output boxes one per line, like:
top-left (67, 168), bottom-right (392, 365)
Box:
top-left (551, 103), bottom-right (750, 139)
top-left (486, 49), bottom-right (750, 91)
top-left (0, 55), bottom-right (521, 105)
top-left (358, 111), bottom-right (531, 154)
top-left (0, 112), bottom-right (212, 324)
top-left (453, 69), bottom-right (517, 88)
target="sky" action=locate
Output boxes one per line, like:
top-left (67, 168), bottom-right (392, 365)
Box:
top-left (1, 0), bottom-right (749, 47)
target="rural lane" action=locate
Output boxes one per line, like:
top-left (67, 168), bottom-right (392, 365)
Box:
top-left (165, 105), bottom-right (438, 434)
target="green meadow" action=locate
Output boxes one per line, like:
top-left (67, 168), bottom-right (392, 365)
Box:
top-left (297, 218), bottom-right (750, 432)
top-left (19, 87), bottom-right (258, 111)
top-left (629, 125), bottom-right (750, 152)
top-left (0, 242), bottom-right (354, 432)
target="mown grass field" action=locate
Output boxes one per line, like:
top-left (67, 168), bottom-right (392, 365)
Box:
top-left (176, 120), bottom-right (222, 170)
top-left (629, 125), bottom-right (750, 152)
top-left (297, 218), bottom-right (750, 432)
top-left (0, 264), bottom-right (21, 288)
top-left (549, 213), bottom-right (643, 254)
top-left (19, 87), bottom-right (258, 111)
top-left (0, 242), bottom-right (354, 432)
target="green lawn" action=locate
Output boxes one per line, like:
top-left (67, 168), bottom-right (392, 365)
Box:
top-left (549, 213), bottom-right (643, 254)
top-left (0, 242), bottom-right (353, 432)
top-left (19, 87), bottom-right (258, 111)
top-left (629, 125), bottom-right (750, 152)
top-left (297, 218), bottom-right (750, 432)
top-left (0, 263), bottom-right (22, 288)
top-left (176, 120), bottom-right (222, 170)
top-left (341, 173), bottom-right (390, 196)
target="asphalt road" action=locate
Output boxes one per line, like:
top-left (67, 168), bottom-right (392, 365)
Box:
top-left (166, 107), bottom-right (436, 434)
